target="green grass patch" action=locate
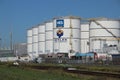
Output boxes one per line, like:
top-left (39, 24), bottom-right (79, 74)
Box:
top-left (75, 64), bottom-right (120, 73)
top-left (0, 65), bottom-right (89, 80)
top-left (0, 63), bottom-right (120, 80)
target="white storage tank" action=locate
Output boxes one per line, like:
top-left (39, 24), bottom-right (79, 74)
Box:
top-left (45, 21), bottom-right (53, 54)
top-left (38, 24), bottom-right (45, 54)
top-left (32, 26), bottom-right (39, 57)
top-left (27, 28), bottom-right (33, 57)
top-left (53, 16), bottom-right (80, 57)
top-left (80, 23), bottom-right (90, 53)
top-left (27, 29), bottom-right (32, 44)
top-left (90, 18), bottom-right (120, 53)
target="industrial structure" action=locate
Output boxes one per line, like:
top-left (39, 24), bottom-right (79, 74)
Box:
top-left (27, 16), bottom-right (120, 59)
top-left (13, 43), bottom-right (27, 56)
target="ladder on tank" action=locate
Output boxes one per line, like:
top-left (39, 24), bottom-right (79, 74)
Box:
top-left (69, 17), bottom-right (73, 54)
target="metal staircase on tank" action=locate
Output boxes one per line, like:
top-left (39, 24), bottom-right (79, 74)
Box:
top-left (81, 18), bottom-right (120, 53)
top-left (91, 19), bottom-right (120, 42)
top-left (89, 18), bottom-right (120, 53)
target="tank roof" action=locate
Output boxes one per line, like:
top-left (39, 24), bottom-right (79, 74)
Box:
top-left (37, 23), bottom-right (45, 26)
top-left (53, 16), bottom-right (81, 19)
top-left (27, 22), bottom-right (45, 30)
top-left (81, 22), bottom-right (90, 25)
top-left (27, 27), bottom-right (33, 30)
top-left (32, 26), bottom-right (38, 28)
top-left (44, 20), bottom-right (53, 23)
top-left (89, 17), bottom-right (120, 21)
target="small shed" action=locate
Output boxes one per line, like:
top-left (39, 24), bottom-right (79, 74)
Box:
top-left (75, 52), bottom-right (86, 60)
top-left (86, 52), bottom-right (94, 62)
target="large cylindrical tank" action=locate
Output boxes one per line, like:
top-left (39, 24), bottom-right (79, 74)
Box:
top-left (32, 27), bottom-right (39, 57)
top-left (27, 29), bottom-right (33, 57)
top-left (38, 24), bottom-right (45, 54)
top-left (80, 23), bottom-right (90, 53)
top-left (90, 18), bottom-right (120, 53)
top-left (45, 21), bottom-right (53, 53)
top-left (53, 16), bottom-right (80, 56)
top-left (27, 29), bottom-right (32, 44)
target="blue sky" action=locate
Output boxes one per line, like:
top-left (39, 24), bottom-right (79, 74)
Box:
top-left (0, 0), bottom-right (120, 47)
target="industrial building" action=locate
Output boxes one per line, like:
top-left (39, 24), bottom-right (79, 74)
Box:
top-left (13, 43), bottom-right (27, 56)
top-left (27, 16), bottom-right (120, 59)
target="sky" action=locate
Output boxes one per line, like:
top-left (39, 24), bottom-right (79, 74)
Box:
top-left (0, 0), bottom-right (120, 47)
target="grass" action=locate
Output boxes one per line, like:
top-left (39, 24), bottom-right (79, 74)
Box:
top-left (0, 63), bottom-right (120, 80)
top-left (0, 65), bottom-right (85, 80)
top-left (75, 64), bottom-right (120, 73)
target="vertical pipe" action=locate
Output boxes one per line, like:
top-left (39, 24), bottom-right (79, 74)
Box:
top-left (89, 21), bottom-right (91, 52)
top-left (69, 17), bottom-right (73, 53)
top-left (53, 20), bottom-right (55, 54)
top-left (80, 23), bottom-right (81, 53)
top-left (52, 21), bottom-right (54, 54)
top-left (88, 22), bottom-right (90, 52)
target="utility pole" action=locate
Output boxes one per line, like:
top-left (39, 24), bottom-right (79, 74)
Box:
top-left (10, 26), bottom-right (13, 54)
top-left (0, 37), bottom-right (1, 50)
